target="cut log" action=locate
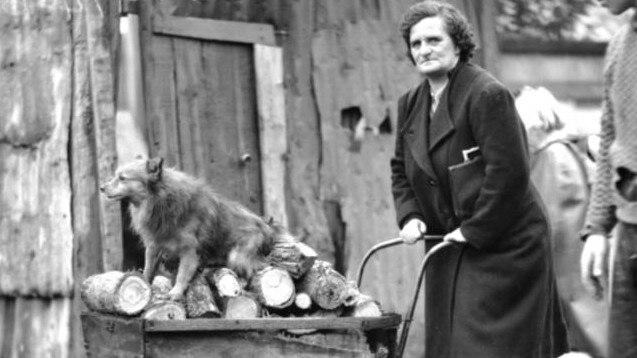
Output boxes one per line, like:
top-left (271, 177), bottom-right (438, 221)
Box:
top-left (142, 301), bottom-right (187, 320)
top-left (294, 292), bottom-right (312, 310)
top-left (267, 242), bottom-right (317, 278)
top-left (185, 274), bottom-right (221, 318)
top-left (150, 275), bottom-right (172, 303)
top-left (343, 280), bottom-right (362, 307)
top-left (80, 271), bottom-right (151, 316)
top-left (223, 293), bottom-right (262, 319)
top-left (250, 266), bottom-right (295, 309)
top-left (347, 294), bottom-right (382, 317)
top-left (298, 260), bottom-right (348, 310)
top-left (205, 267), bottom-right (242, 298)
top-left (341, 280), bottom-right (382, 317)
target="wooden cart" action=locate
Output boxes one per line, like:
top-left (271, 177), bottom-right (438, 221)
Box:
top-left (81, 311), bottom-right (400, 357)
top-left (81, 236), bottom-right (452, 358)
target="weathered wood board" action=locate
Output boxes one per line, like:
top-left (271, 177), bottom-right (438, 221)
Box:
top-left (82, 312), bottom-right (400, 358)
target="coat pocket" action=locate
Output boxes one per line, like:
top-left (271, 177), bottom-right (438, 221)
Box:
top-left (448, 156), bottom-right (485, 220)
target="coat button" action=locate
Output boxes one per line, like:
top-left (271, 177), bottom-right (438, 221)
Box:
top-left (428, 179), bottom-right (436, 186)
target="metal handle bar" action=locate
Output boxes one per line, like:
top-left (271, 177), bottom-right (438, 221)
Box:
top-left (354, 235), bottom-right (457, 358)
top-left (396, 240), bottom-right (456, 358)
top-left (355, 235), bottom-right (444, 287)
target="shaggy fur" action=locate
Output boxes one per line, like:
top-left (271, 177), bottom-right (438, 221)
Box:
top-left (100, 157), bottom-right (294, 300)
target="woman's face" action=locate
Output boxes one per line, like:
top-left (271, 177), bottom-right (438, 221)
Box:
top-left (409, 16), bottom-right (460, 79)
top-left (599, 0), bottom-right (636, 14)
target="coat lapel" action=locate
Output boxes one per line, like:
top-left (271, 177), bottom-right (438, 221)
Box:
top-left (400, 82), bottom-right (437, 179)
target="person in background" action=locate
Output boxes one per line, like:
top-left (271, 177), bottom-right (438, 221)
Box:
top-left (580, 0), bottom-right (637, 357)
top-left (516, 86), bottom-right (608, 357)
top-left (390, 1), bottom-right (568, 357)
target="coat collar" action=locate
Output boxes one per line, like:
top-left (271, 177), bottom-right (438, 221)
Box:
top-left (400, 61), bottom-right (468, 177)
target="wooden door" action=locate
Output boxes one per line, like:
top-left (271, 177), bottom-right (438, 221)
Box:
top-left (143, 18), bottom-right (268, 214)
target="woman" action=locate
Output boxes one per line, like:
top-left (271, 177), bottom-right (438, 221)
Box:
top-left (390, 1), bottom-right (569, 357)
top-left (516, 87), bottom-right (607, 357)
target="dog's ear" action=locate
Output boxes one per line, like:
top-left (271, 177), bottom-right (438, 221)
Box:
top-left (146, 157), bottom-right (164, 181)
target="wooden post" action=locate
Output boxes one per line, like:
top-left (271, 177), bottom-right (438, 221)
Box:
top-left (254, 44), bottom-right (289, 227)
top-left (84, 0), bottom-right (123, 271)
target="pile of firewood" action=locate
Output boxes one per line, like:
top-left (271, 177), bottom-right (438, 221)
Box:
top-left (80, 242), bottom-right (382, 325)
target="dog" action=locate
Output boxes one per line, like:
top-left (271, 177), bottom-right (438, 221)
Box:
top-left (100, 157), bottom-right (294, 300)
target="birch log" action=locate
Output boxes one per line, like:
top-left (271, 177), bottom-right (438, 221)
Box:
top-left (267, 242), bottom-right (317, 278)
top-left (80, 271), bottom-right (151, 315)
top-left (250, 266), bottom-right (295, 309)
top-left (185, 274), bottom-right (221, 318)
top-left (298, 260), bottom-right (348, 310)
top-left (142, 301), bottom-right (187, 320)
top-left (223, 293), bottom-right (262, 319)
top-left (205, 267), bottom-right (242, 298)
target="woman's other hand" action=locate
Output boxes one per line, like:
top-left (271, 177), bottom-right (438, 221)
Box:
top-left (444, 227), bottom-right (468, 243)
top-left (400, 218), bottom-right (427, 244)
top-left (580, 234), bottom-right (608, 300)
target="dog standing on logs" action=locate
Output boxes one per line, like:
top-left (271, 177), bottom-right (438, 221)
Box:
top-left (100, 157), bottom-right (294, 301)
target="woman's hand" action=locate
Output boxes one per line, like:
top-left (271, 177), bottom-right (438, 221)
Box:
top-left (400, 218), bottom-right (427, 244)
top-left (580, 234), bottom-right (608, 300)
top-left (444, 227), bottom-right (467, 243)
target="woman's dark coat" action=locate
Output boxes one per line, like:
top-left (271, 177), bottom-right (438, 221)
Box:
top-left (391, 61), bottom-right (568, 358)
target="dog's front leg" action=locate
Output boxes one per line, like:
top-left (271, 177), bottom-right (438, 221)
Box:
top-left (168, 248), bottom-right (199, 301)
top-left (143, 243), bottom-right (160, 284)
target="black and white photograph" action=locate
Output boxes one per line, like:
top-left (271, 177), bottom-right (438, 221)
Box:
top-left (0, 0), bottom-right (634, 357)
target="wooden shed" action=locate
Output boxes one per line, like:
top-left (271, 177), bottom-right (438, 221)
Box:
top-left (0, 0), bottom-right (497, 357)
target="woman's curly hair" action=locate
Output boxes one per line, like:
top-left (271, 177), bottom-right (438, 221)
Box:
top-left (399, 0), bottom-right (477, 63)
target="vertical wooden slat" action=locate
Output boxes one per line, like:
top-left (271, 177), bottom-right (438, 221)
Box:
top-left (254, 44), bottom-right (288, 226)
top-left (84, 0), bottom-right (123, 271)
top-left (0, 297), bottom-right (71, 358)
top-left (174, 39), bottom-right (206, 177)
top-left (147, 36), bottom-right (181, 167)
top-left (200, 43), bottom-right (263, 214)
top-left (233, 45), bottom-right (263, 215)
top-left (0, 0), bottom-right (74, 296)
top-left (201, 43), bottom-right (243, 195)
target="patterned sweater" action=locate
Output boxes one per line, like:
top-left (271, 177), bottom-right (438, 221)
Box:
top-left (584, 19), bottom-right (637, 236)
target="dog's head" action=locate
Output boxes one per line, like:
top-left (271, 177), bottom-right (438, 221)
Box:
top-left (100, 157), bottom-right (164, 202)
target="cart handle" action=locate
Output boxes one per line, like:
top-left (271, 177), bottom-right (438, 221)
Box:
top-left (355, 235), bottom-right (443, 287)
top-left (354, 235), bottom-right (458, 358)
top-left (396, 240), bottom-right (456, 358)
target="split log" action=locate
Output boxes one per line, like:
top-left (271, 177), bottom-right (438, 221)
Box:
top-left (205, 267), bottom-right (242, 298)
top-left (142, 301), bottom-right (187, 320)
top-left (80, 271), bottom-right (151, 316)
top-left (341, 280), bottom-right (382, 317)
top-left (150, 275), bottom-right (172, 302)
top-left (250, 266), bottom-right (295, 309)
top-left (185, 274), bottom-right (221, 318)
top-left (298, 261), bottom-right (348, 310)
top-left (347, 295), bottom-right (382, 317)
top-left (343, 280), bottom-right (362, 307)
top-left (223, 293), bottom-right (262, 319)
top-left (294, 292), bottom-right (312, 310)
top-left (267, 242), bottom-right (317, 278)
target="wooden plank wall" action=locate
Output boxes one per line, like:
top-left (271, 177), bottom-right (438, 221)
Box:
top-left (0, 0), bottom-right (77, 355)
top-left (0, 0), bottom-right (74, 298)
top-left (0, 0), bottom-right (121, 357)
top-left (307, 3), bottom-right (425, 356)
